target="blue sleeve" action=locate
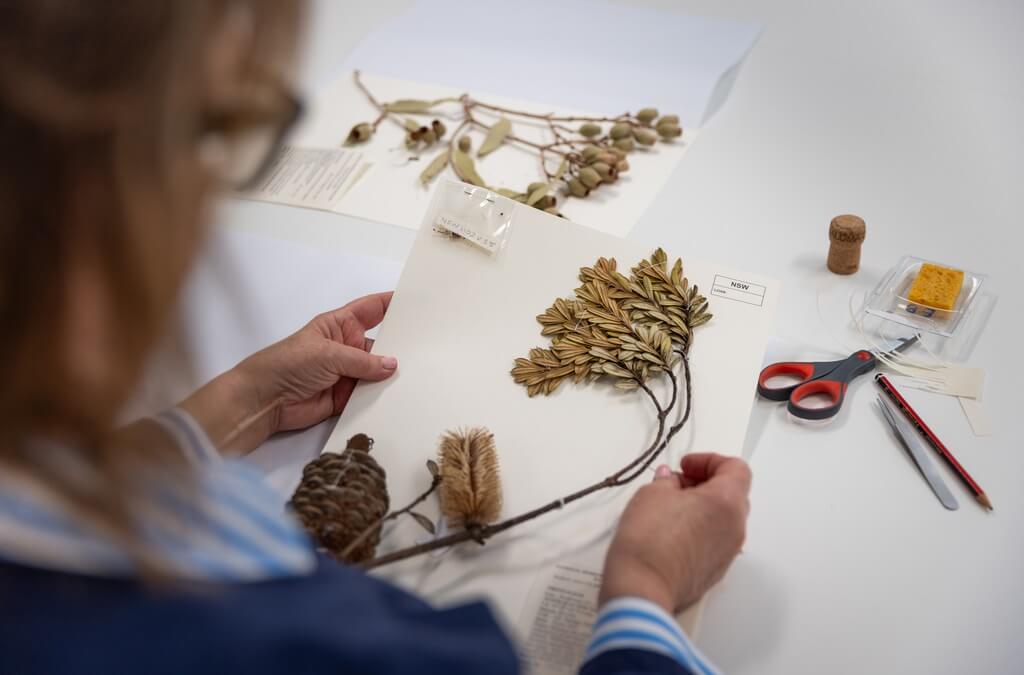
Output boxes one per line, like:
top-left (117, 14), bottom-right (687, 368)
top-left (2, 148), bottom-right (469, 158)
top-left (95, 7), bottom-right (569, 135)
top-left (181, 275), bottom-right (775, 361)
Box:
top-left (579, 597), bottom-right (720, 675)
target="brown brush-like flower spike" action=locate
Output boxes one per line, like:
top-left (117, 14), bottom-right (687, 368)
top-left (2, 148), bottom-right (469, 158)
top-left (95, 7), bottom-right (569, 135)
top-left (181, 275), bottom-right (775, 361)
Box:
top-left (438, 428), bottom-right (502, 529)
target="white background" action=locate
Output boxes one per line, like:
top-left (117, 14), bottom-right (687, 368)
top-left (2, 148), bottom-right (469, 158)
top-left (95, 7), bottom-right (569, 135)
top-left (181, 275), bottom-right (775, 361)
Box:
top-left (161, 2), bottom-right (1024, 673)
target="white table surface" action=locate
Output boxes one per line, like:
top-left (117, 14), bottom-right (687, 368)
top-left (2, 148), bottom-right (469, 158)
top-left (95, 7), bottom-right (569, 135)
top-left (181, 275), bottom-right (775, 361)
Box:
top-left (162, 1), bottom-right (1024, 673)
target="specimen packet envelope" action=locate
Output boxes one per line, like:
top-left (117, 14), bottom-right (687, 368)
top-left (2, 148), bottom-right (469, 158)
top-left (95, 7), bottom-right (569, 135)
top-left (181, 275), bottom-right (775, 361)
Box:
top-left (323, 181), bottom-right (778, 652)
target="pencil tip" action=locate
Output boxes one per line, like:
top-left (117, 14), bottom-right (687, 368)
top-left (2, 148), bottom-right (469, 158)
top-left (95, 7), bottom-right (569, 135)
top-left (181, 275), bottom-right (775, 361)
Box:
top-left (977, 493), bottom-right (994, 511)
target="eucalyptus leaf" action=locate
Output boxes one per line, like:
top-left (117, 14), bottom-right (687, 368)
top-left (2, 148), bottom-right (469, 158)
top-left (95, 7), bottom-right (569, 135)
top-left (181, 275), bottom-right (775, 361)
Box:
top-left (478, 117), bottom-right (511, 157)
top-left (526, 183), bottom-right (551, 206)
top-left (410, 511), bottom-right (436, 535)
top-left (419, 149), bottom-right (450, 186)
top-left (403, 118), bottom-right (423, 132)
top-left (384, 99), bottom-right (437, 113)
top-left (495, 188), bottom-right (526, 200)
top-left (551, 158), bottom-right (569, 181)
top-left (452, 148), bottom-right (486, 186)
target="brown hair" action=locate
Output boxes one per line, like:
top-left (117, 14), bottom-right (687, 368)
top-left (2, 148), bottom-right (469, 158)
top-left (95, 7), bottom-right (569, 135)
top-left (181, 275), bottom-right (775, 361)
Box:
top-left (0, 1), bottom-right (303, 563)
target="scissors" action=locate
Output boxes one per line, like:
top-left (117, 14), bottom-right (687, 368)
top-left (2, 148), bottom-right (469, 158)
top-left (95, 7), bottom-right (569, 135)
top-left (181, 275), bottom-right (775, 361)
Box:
top-left (757, 335), bottom-right (919, 421)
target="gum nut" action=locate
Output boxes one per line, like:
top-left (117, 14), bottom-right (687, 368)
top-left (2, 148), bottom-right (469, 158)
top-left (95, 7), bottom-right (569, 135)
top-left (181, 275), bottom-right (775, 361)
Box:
top-left (579, 166), bottom-right (601, 188)
top-left (544, 206), bottom-right (560, 214)
top-left (537, 195), bottom-right (557, 210)
top-left (616, 159), bottom-right (630, 172)
top-left (405, 137), bottom-right (417, 149)
top-left (582, 145), bottom-right (602, 161)
top-left (636, 107), bottom-right (659, 124)
top-left (596, 152), bottom-right (618, 165)
top-left (568, 178), bottom-right (589, 197)
top-left (657, 123), bottom-right (682, 139)
top-left (657, 114), bottom-right (679, 126)
top-left (609, 122), bottom-right (632, 140)
top-left (422, 129), bottom-right (437, 145)
top-left (633, 128), bottom-right (657, 145)
top-left (458, 136), bottom-right (471, 152)
top-left (591, 161), bottom-right (612, 179)
top-left (346, 122), bottom-right (373, 144)
top-left (613, 137), bottom-right (635, 152)
top-left (579, 122), bottom-right (602, 138)
top-left (527, 182), bottom-right (547, 193)
top-left (607, 146), bottom-right (626, 159)
top-left (431, 119), bottom-right (447, 138)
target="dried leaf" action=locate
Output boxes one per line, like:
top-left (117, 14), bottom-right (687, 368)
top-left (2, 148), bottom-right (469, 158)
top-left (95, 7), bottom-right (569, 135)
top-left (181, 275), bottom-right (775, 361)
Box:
top-left (478, 117), bottom-right (511, 157)
top-left (403, 118), bottom-right (422, 132)
top-left (384, 99), bottom-right (438, 113)
top-left (451, 148), bottom-right (486, 187)
top-left (410, 511), bottom-right (436, 534)
top-left (552, 157), bottom-right (569, 181)
top-left (495, 188), bottom-right (525, 200)
top-left (419, 149), bottom-right (450, 186)
top-left (526, 183), bottom-right (551, 206)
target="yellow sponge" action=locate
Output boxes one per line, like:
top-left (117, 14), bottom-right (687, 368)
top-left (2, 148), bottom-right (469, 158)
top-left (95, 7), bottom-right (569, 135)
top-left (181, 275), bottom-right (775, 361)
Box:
top-left (907, 263), bottom-right (964, 310)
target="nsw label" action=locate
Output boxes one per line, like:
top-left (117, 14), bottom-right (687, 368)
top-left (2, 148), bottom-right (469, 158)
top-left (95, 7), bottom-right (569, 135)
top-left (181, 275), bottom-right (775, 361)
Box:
top-left (711, 275), bottom-right (766, 306)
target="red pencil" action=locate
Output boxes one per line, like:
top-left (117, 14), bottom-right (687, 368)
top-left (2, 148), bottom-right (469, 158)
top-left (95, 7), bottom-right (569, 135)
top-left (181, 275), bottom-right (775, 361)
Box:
top-left (875, 374), bottom-right (992, 511)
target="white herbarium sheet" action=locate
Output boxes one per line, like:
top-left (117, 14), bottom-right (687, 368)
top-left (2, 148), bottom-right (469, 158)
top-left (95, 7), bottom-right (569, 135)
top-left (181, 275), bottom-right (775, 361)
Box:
top-left (322, 181), bottom-right (778, 669)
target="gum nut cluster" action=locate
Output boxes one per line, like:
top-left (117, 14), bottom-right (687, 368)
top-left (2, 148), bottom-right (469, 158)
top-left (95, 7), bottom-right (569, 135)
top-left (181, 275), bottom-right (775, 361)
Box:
top-left (405, 119), bottom-right (447, 149)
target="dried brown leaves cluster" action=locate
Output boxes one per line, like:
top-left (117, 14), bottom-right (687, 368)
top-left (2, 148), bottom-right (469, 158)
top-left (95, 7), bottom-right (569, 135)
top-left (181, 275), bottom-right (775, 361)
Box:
top-left (512, 249), bottom-right (710, 397)
top-left (437, 427), bottom-right (503, 528)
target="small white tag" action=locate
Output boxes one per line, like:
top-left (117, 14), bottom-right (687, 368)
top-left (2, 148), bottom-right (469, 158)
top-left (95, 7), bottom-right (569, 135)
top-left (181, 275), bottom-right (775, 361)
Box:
top-left (436, 213), bottom-right (501, 253)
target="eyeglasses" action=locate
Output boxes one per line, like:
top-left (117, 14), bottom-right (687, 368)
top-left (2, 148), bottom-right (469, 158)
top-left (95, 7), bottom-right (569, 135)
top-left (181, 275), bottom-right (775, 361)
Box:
top-left (198, 77), bottom-right (303, 191)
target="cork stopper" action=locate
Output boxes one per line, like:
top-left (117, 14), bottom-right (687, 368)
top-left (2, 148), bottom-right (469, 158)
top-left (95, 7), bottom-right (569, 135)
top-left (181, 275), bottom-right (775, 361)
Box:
top-left (827, 214), bottom-right (866, 274)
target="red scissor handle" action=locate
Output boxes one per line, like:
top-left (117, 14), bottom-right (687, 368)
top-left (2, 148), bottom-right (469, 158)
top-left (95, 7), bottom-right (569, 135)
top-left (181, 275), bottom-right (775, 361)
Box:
top-left (757, 361), bottom-right (833, 401)
top-left (787, 379), bottom-right (847, 420)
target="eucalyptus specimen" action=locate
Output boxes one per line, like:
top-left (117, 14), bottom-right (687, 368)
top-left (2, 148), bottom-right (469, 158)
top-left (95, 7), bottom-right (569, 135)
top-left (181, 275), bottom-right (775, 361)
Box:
top-left (346, 70), bottom-right (684, 217)
top-left (290, 248), bottom-right (710, 569)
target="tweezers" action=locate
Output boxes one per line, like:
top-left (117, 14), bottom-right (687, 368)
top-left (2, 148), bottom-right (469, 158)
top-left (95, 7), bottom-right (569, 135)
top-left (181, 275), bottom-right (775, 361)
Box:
top-left (877, 395), bottom-right (959, 510)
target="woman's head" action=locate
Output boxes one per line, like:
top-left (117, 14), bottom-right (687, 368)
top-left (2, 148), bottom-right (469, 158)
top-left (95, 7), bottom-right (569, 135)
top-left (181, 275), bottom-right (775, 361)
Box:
top-left (0, 0), bottom-right (303, 446)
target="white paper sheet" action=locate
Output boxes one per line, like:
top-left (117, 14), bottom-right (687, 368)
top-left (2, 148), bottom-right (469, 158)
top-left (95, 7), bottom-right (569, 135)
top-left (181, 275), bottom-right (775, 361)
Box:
top-left (321, 181), bottom-right (778, 644)
top-left (336, 0), bottom-right (761, 129)
top-left (287, 71), bottom-right (698, 236)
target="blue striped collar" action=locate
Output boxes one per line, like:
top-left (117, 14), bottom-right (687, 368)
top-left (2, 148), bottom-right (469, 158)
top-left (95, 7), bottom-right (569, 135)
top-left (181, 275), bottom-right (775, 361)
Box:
top-left (0, 409), bottom-right (316, 582)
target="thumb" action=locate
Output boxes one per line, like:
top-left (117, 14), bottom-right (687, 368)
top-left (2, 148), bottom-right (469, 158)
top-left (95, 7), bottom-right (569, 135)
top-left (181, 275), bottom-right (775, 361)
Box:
top-left (651, 464), bottom-right (679, 484)
top-left (330, 343), bottom-right (398, 381)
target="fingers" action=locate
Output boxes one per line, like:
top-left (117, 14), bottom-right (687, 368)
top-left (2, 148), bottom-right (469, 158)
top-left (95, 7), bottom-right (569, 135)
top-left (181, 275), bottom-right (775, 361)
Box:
top-left (680, 453), bottom-right (752, 494)
top-left (328, 342), bottom-right (398, 382)
top-left (338, 291), bottom-right (393, 330)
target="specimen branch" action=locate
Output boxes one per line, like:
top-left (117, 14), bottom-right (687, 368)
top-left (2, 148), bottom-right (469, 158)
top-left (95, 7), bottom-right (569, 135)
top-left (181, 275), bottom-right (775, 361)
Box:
top-left (360, 357), bottom-right (688, 570)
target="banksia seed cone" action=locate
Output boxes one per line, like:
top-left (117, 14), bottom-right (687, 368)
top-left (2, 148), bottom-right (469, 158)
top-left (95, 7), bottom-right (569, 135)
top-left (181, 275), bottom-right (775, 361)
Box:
top-left (438, 428), bottom-right (502, 529)
top-left (289, 434), bottom-right (389, 563)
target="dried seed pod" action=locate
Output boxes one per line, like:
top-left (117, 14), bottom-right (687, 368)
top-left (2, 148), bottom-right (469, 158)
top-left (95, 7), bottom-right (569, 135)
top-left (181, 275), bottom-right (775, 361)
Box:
top-left (579, 166), bottom-right (602, 188)
top-left (534, 194), bottom-right (557, 210)
top-left (613, 137), bottom-right (635, 152)
top-left (636, 107), bottom-right (659, 124)
top-left (457, 135), bottom-right (472, 152)
top-left (527, 181), bottom-right (548, 194)
top-left (656, 114), bottom-right (679, 127)
top-left (346, 122), bottom-right (373, 144)
top-left (438, 428), bottom-right (502, 529)
top-left (633, 128), bottom-right (658, 146)
top-left (609, 122), bottom-right (632, 140)
top-left (606, 146), bottom-right (626, 160)
top-left (594, 152), bottom-right (618, 166)
top-left (421, 129), bottom-right (437, 145)
top-left (581, 145), bottom-right (602, 162)
top-left (579, 122), bottom-right (602, 138)
top-left (656, 123), bottom-right (682, 139)
top-left (616, 159), bottom-right (630, 173)
top-left (591, 161), bottom-right (612, 180)
top-left (431, 119), bottom-right (447, 139)
top-left (567, 177), bottom-right (590, 198)
top-left (289, 434), bottom-right (389, 563)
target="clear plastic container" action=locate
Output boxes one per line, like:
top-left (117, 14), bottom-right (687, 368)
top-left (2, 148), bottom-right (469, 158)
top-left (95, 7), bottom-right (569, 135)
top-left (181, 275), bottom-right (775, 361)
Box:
top-left (864, 255), bottom-right (986, 338)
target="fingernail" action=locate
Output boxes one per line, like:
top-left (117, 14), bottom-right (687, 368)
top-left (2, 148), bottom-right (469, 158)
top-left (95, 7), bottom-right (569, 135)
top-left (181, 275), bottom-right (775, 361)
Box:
top-left (382, 356), bottom-right (398, 370)
top-left (654, 465), bottom-right (672, 480)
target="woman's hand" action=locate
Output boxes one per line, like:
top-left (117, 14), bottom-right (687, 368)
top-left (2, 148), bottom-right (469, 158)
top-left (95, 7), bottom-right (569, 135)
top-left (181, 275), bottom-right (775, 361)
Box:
top-left (179, 292), bottom-right (397, 455)
top-left (599, 453), bottom-right (752, 614)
